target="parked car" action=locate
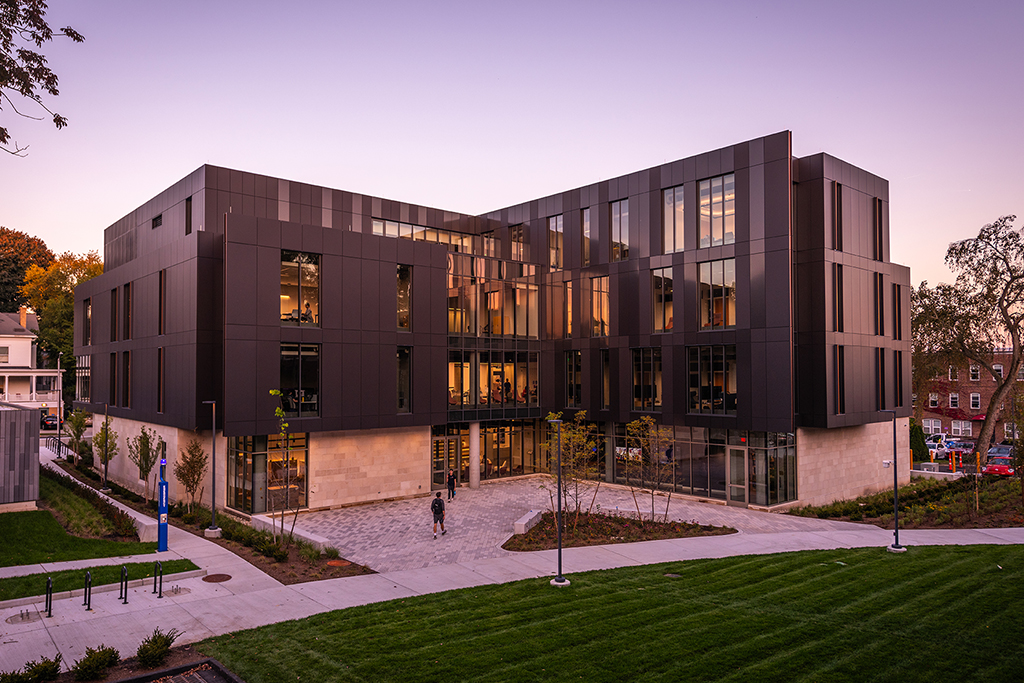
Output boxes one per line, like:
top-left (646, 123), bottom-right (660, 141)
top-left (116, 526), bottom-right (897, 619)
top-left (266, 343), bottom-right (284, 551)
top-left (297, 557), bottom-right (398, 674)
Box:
top-left (987, 445), bottom-right (1013, 458)
top-left (946, 441), bottom-right (978, 461)
top-left (926, 434), bottom-right (956, 459)
top-left (982, 455), bottom-right (1016, 476)
top-left (40, 414), bottom-right (60, 430)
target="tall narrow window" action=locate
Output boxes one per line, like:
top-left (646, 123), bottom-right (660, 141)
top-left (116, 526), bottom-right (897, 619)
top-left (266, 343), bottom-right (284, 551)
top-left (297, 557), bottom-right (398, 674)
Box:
top-left (653, 267), bottom-right (674, 332)
top-left (565, 350), bottom-right (581, 408)
top-left (121, 351), bottom-right (131, 408)
top-left (510, 224), bottom-right (526, 261)
top-left (892, 283), bottom-right (902, 340)
top-left (832, 264), bottom-right (844, 332)
top-left (875, 347), bottom-right (886, 410)
top-left (281, 251), bottom-right (320, 326)
top-left (397, 347), bottom-right (411, 413)
top-left (397, 264), bottom-right (412, 330)
top-left (872, 197), bottom-right (884, 261)
top-left (110, 288), bottom-right (118, 342)
top-left (76, 355), bottom-right (90, 402)
top-left (611, 199), bottom-right (629, 261)
top-left (185, 196), bottom-right (193, 235)
top-left (631, 348), bottom-right (662, 411)
top-left (601, 349), bottom-right (610, 409)
top-left (894, 349), bottom-right (904, 408)
top-left (832, 182), bottom-right (843, 251)
top-left (123, 282), bottom-right (132, 340)
top-left (109, 352), bottom-right (117, 405)
top-left (564, 281), bottom-right (573, 338)
top-left (873, 272), bottom-right (884, 336)
top-left (699, 259), bottom-right (736, 330)
top-left (834, 345), bottom-right (846, 415)
top-left (158, 270), bottom-right (166, 335)
top-left (662, 185), bottom-right (685, 253)
top-left (83, 298), bottom-right (91, 345)
top-left (581, 208), bottom-right (591, 267)
top-left (687, 345), bottom-right (736, 415)
top-left (592, 276), bottom-right (609, 337)
top-left (548, 216), bottom-right (563, 269)
top-left (280, 343), bottom-right (320, 417)
top-left (699, 174), bottom-right (735, 248)
top-left (157, 348), bottom-right (165, 413)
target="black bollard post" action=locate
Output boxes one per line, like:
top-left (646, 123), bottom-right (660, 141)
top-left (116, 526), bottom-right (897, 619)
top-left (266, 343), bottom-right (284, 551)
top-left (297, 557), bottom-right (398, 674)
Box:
top-left (120, 566), bottom-right (129, 604)
top-left (153, 561), bottom-right (163, 598)
top-left (45, 577), bottom-right (53, 618)
top-left (84, 571), bottom-right (92, 611)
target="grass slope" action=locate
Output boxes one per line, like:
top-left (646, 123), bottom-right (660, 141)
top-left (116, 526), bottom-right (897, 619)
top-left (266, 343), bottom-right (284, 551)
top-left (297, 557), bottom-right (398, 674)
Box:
top-left (0, 510), bottom-right (156, 567)
top-left (198, 545), bottom-right (1024, 683)
top-left (0, 559), bottom-right (198, 601)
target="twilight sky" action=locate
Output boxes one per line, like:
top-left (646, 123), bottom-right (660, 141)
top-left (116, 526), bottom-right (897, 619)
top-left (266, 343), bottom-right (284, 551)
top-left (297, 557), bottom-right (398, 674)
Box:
top-left (1, 0), bottom-right (1021, 287)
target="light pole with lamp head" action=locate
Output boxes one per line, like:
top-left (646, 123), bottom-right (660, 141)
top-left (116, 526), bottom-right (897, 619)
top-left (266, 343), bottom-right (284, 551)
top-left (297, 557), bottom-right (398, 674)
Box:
top-left (57, 351), bottom-right (62, 430)
top-left (548, 417), bottom-right (570, 587)
top-left (202, 400), bottom-right (220, 537)
top-left (880, 409), bottom-right (905, 552)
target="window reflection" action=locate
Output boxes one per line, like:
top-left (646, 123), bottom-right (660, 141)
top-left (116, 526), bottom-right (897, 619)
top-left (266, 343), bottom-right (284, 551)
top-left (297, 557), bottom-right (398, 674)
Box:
top-left (397, 264), bottom-right (412, 330)
top-left (281, 251), bottom-right (319, 326)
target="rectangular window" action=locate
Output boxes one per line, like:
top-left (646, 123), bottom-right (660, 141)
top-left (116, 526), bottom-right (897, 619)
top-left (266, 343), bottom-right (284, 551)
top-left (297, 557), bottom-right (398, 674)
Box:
top-left (699, 259), bottom-right (736, 330)
top-left (951, 420), bottom-right (972, 437)
top-left (688, 345), bottom-right (736, 415)
top-left (631, 348), bottom-right (663, 411)
top-left (662, 185), bottom-right (685, 253)
top-left (894, 349), bottom-right (904, 408)
top-left (922, 418), bottom-right (940, 435)
top-left (372, 219), bottom-right (385, 236)
top-left (83, 298), bottom-right (91, 345)
top-left (1006, 423), bottom-right (1018, 440)
top-left (611, 199), bottom-right (629, 261)
top-left (581, 208), bottom-right (591, 267)
top-left (109, 352), bottom-right (117, 405)
top-left (928, 393), bottom-right (939, 408)
top-left (548, 216), bottom-right (563, 269)
top-left (158, 270), bottom-right (166, 335)
top-left (832, 181), bottom-right (843, 251)
top-left (653, 267), bottom-right (674, 332)
top-left (563, 281), bottom-right (573, 338)
top-left (834, 345), bottom-right (846, 415)
top-left (151, 214), bottom-right (162, 229)
top-left (873, 273), bottom-right (884, 336)
top-left (280, 343), bottom-right (320, 417)
top-left (121, 351), bottom-right (131, 408)
top-left (993, 364), bottom-right (1004, 380)
top-left (110, 288), bottom-right (118, 342)
top-left (892, 283), bottom-right (902, 340)
top-left (833, 264), bottom-right (844, 332)
top-left (123, 282), bottom-right (132, 341)
top-left (510, 224), bottom-right (526, 261)
top-left (76, 355), bottom-right (90, 402)
top-left (949, 393), bottom-right (959, 409)
top-left (185, 196), bottom-right (192, 235)
top-left (397, 264), bottom-right (412, 330)
top-left (397, 346), bottom-right (411, 413)
top-left (875, 348), bottom-right (886, 410)
top-left (699, 173), bottom-right (735, 248)
top-left (970, 392), bottom-right (981, 410)
top-left (601, 349), bottom-right (610, 410)
top-left (565, 350), bottom-right (581, 408)
top-left (0, 346), bottom-right (8, 363)
top-left (591, 276), bottom-right (609, 337)
top-left (157, 348), bottom-right (165, 413)
top-left (970, 365), bottom-right (980, 381)
top-left (872, 197), bottom-right (884, 261)
top-left (281, 251), bottom-right (320, 326)
top-left (949, 366), bottom-right (958, 381)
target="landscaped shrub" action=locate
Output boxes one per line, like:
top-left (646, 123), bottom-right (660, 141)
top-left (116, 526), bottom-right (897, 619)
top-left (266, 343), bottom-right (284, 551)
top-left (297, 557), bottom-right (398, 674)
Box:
top-left (21, 653), bottom-right (62, 682)
top-left (111, 509), bottom-right (138, 537)
top-left (298, 541), bottom-right (321, 564)
top-left (71, 645), bottom-right (119, 681)
top-left (39, 467), bottom-right (138, 540)
top-left (271, 544), bottom-right (289, 562)
top-left (0, 669), bottom-right (30, 683)
top-left (324, 546), bottom-right (341, 560)
top-left (136, 628), bottom-right (181, 668)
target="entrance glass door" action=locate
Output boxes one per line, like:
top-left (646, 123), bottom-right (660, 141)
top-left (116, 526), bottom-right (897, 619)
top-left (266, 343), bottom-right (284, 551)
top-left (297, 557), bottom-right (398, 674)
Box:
top-left (431, 437), bottom-right (460, 490)
top-left (728, 447), bottom-right (747, 505)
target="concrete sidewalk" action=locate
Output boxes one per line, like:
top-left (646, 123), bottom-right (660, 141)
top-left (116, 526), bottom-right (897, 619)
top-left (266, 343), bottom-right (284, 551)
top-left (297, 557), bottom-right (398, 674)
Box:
top-left (3, 444), bottom-right (1023, 674)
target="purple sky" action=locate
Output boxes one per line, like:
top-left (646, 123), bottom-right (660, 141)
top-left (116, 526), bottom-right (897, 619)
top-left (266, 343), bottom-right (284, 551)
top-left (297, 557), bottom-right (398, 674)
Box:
top-left (2, 0), bottom-right (1021, 287)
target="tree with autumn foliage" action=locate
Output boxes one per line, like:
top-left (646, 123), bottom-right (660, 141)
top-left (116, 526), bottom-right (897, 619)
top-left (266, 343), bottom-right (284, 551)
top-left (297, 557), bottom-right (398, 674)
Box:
top-left (0, 226), bottom-right (53, 311)
top-left (913, 216), bottom-right (1024, 460)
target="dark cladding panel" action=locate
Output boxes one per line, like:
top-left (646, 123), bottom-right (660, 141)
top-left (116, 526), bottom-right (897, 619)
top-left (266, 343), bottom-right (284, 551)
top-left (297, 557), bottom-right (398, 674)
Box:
top-left (224, 243), bottom-right (258, 327)
top-left (763, 159), bottom-right (791, 240)
top-left (224, 339), bottom-right (258, 427)
top-left (341, 257), bottom-right (362, 330)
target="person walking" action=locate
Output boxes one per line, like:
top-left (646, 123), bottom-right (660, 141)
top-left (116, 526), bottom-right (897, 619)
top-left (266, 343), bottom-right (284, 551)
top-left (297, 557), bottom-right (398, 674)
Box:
top-left (431, 492), bottom-right (446, 538)
top-left (447, 468), bottom-right (457, 500)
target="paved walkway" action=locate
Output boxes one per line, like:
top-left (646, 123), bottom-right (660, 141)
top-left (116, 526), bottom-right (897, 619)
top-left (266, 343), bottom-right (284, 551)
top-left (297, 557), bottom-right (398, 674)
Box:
top-left (3, 444), bottom-right (1023, 674)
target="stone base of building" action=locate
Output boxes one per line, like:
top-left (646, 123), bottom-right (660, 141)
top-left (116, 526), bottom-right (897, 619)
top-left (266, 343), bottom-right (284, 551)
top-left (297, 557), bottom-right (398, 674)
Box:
top-left (0, 500), bottom-right (37, 513)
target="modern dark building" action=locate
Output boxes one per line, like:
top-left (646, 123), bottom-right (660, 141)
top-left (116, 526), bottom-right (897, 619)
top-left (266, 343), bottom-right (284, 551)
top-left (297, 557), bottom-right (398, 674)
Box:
top-left (73, 131), bottom-right (911, 514)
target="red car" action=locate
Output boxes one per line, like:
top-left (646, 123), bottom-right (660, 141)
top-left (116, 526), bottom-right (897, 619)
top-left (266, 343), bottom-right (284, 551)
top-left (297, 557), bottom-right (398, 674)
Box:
top-left (982, 456), bottom-right (1016, 477)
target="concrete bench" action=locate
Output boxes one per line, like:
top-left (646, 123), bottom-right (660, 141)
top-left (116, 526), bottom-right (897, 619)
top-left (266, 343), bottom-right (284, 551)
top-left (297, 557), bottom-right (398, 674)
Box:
top-left (133, 514), bottom-right (159, 542)
top-left (514, 510), bottom-right (543, 535)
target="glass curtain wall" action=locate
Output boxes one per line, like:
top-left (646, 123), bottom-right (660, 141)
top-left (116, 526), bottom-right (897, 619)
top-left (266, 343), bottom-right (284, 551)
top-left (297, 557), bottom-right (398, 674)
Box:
top-left (227, 434), bottom-right (308, 514)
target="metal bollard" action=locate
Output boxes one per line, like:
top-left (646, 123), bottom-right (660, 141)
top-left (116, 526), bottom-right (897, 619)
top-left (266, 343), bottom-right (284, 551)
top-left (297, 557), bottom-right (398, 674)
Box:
top-left (45, 577), bottom-right (53, 618)
top-left (119, 566), bottom-right (129, 604)
top-left (153, 561), bottom-right (163, 598)
top-left (84, 571), bottom-right (92, 611)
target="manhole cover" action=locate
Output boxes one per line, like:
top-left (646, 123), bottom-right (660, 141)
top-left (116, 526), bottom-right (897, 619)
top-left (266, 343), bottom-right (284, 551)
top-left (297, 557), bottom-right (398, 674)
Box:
top-left (203, 574), bottom-right (232, 583)
top-left (327, 560), bottom-right (351, 567)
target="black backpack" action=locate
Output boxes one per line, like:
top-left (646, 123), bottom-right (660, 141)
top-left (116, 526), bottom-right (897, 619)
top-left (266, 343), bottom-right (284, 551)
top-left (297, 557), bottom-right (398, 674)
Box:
top-left (431, 498), bottom-right (444, 514)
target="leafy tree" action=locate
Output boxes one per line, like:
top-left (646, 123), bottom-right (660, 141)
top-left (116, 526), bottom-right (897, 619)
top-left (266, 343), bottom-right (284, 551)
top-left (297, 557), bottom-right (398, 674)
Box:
top-left (910, 284), bottom-right (959, 422)
top-left (543, 411), bottom-right (599, 531)
top-left (0, 226), bottom-right (53, 312)
top-left (1, 0), bottom-right (85, 156)
top-left (914, 216), bottom-right (1024, 459)
top-left (61, 407), bottom-right (87, 463)
top-left (270, 389), bottom-right (302, 544)
top-left (173, 438), bottom-right (208, 514)
top-left (92, 418), bottom-right (118, 484)
top-left (909, 418), bottom-right (928, 463)
top-left (625, 415), bottom-right (675, 523)
top-left (127, 426), bottom-right (163, 503)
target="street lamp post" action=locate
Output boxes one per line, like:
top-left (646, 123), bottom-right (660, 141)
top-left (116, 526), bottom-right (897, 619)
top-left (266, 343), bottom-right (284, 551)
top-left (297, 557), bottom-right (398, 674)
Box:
top-left (548, 418), bottom-right (569, 587)
top-left (57, 351), bottom-right (63, 429)
top-left (880, 409), bottom-right (905, 553)
top-left (202, 400), bottom-right (220, 537)
top-left (101, 403), bottom-right (110, 492)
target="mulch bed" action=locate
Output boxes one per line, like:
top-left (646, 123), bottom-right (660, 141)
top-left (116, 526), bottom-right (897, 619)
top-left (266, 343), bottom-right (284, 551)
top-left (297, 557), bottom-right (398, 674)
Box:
top-left (502, 511), bottom-right (736, 552)
top-left (49, 646), bottom-right (234, 683)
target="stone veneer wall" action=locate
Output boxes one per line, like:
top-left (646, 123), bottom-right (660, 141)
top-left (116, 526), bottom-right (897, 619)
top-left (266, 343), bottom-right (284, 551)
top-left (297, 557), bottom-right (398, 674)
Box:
top-left (308, 426), bottom-right (431, 508)
top-left (796, 418), bottom-right (910, 507)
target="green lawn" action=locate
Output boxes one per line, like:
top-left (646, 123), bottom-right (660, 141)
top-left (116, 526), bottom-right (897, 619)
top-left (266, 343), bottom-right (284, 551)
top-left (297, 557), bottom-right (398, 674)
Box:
top-left (38, 475), bottom-right (114, 537)
top-left (198, 545), bottom-right (1024, 682)
top-left (0, 559), bottom-right (198, 601)
top-left (0, 510), bottom-right (156, 567)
